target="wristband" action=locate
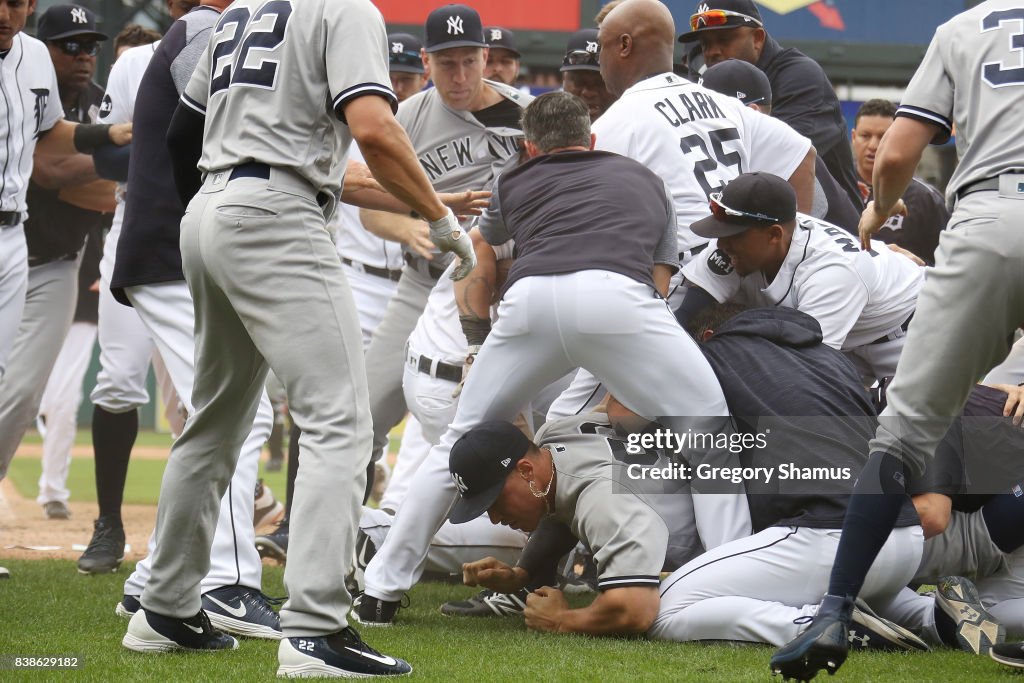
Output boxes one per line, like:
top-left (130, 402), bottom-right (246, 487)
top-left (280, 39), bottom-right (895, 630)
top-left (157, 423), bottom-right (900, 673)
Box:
top-left (73, 123), bottom-right (113, 153)
top-left (459, 316), bottom-right (491, 346)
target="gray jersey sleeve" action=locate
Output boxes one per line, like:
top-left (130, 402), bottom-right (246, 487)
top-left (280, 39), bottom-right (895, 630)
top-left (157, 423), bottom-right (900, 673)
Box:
top-left (478, 175), bottom-right (511, 245)
top-left (654, 182), bottom-right (680, 269)
top-left (326, 0), bottom-right (396, 121)
top-left (171, 20), bottom-right (216, 95)
top-left (896, 32), bottom-right (953, 143)
top-left (181, 42), bottom-right (212, 114)
top-left (574, 485), bottom-right (668, 591)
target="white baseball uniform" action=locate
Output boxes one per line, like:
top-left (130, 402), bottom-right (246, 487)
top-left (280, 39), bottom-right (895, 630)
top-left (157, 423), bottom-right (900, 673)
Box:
top-left (683, 213), bottom-right (923, 381)
top-left (0, 33), bottom-right (64, 381)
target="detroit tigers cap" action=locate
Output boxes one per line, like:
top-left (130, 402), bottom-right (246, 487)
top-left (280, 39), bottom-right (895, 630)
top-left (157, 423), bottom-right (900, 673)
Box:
top-left (425, 4), bottom-right (487, 53)
top-left (388, 32), bottom-right (426, 74)
top-left (37, 4), bottom-right (109, 42)
top-left (678, 0), bottom-right (764, 43)
top-left (700, 59), bottom-right (772, 107)
top-left (448, 421), bottom-right (533, 524)
top-left (485, 26), bottom-right (521, 57)
top-left (561, 28), bottom-right (601, 72)
top-left (690, 172), bottom-right (796, 239)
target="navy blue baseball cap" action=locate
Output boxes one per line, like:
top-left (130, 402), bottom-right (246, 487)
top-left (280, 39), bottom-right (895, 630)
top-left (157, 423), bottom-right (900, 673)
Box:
top-left (700, 58), bottom-right (772, 106)
top-left (561, 28), bottom-right (600, 72)
top-left (449, 422), bottom-right (532, 524)
top-left (37, 4), bottom-right (108, 42)
top-left (690, 172), bottom-right (796, 239)
top-left (678, 0), bottom-right (764, 43)
top-left (388, 32), bottom-right (425, 73)
top-left (485, 26), bottom-right (520, 57)
top-left (425, 4), bottom-right (487, 53)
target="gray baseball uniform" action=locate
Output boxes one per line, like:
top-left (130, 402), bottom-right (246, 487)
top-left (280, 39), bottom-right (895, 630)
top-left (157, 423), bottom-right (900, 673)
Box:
top-left (872, 0), bottom-right (1024, 475)
top-left (140, 0), bottom-right (396, 640)
top-left (362, 80), bottom-right (530, 471)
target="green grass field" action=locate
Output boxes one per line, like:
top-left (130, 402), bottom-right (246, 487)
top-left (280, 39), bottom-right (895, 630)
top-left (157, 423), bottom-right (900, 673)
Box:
top-left (0, 560), bottom-right (1016, 682)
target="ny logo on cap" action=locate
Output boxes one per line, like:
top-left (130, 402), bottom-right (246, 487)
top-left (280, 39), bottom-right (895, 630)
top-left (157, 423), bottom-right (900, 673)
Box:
top-left (490, 28), bottom-right (503, 41)
top-left (391, 42), bottom-right (404, 53)
top-left (70, 7), bottom-right (88, 23)
top-left (447, 15), bottom-right (464, 35)
top-left (586, 41), bottom-right (598, 53)
top-left (452, 472), bottom-right (469, 494)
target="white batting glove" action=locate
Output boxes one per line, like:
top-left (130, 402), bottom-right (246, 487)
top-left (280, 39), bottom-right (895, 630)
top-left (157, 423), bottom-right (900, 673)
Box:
top-left (428, 209), bottom-right (477, 281)
top-left (451, 345), bottom-right (481, 399)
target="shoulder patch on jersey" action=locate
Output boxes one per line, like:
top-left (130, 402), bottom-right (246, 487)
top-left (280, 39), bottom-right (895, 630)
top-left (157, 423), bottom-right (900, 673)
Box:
top-left (99, 94), bottom-right (113, 119)
top-left (707, 248), bottom-right (734, 276)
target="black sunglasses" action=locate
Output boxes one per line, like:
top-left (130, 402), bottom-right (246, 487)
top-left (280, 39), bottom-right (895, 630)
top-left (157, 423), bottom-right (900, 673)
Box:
top-left (390, 51), bottom-right (423, 68)
top-left (564, 49), bottom-right (599, 67)
top-left (52, 40), bottom-right (100, 57)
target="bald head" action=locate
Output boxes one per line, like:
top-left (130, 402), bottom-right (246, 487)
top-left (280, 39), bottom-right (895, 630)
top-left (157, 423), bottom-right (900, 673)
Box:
top-left (598, 0), bottom-right (677, 96)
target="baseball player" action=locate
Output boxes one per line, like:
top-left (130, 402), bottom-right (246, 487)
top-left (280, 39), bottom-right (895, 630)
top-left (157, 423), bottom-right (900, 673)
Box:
top-left (543, 0), bottom-right (816, 420)
top-left (450, 415), bottom-right (704, 636)
top-left (851, 99), bottom-right (950, 265)
top-left (773, 1), bottom-right (1024, 677)
top-left (483, 26), bottom-right (520, 86)
top-left (679, 172), bottom-right (923, 382)
top-left (356, 3), bottom-right (531, 511)
top-left (106, 0), bottom-right (282, 640)
top-left (559, 28), bottom-right (617, 122)
top-left (122, 0), bottom-right (473, 677)
top-left (355, 90), bottom-right (748, 626)
top-left (699, 58), bottom-right (862, 234)
top-left (0, 4), bottom-right (115, 490)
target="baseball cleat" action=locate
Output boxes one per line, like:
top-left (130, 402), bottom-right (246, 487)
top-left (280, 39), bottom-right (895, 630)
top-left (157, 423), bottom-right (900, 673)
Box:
top-left (115, 594), bottom-right (141, 619)
top-left (934, 576), bottom-right (1004, 655)
top-left (345, 530), bottom-right (378, 596)
top-left (990, 641), bottom-right (1024, 669)
top-left (351, 594), bottom-right (404, 627)
top-left (77, 516), bottom-right (125, 574)
top-left (122, 608), bottom-right (238, 653)
top-left (254, 479), bottom-right (285, 530)
top-left (770, 594), bottom-right (853, 681)
top-left (440, 588), bottom-right (528, 617)
top-left (202, 585), bottom-right (283, 640)
top-left (277, 626), bottom-right (411, 678)
top-left (256, 520), bottom-right (289, 564)
top-left (849, 600), bottom-right (930, 652)
top-left (43, 500), bottom-right (71, 520)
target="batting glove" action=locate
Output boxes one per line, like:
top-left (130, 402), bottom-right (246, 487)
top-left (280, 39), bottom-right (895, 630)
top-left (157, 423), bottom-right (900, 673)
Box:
top-left (451, 345), bottom-right (481, 399)
top-left (428, 209), bottom-right (477, 280)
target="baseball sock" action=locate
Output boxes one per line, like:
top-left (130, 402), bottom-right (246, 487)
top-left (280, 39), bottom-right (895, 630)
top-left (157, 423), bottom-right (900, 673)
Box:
top-left (284, 421), bottom-right (300, 520)
top-left (93, 406), bottom-right (138, 526)
top-left (982, 490), bottom-right (1024, 554)
top-left (826, 452), bottom-right (908, 601)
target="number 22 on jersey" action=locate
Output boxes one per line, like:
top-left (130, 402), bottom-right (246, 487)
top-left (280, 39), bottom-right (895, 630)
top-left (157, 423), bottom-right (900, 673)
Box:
top-left (210, 0), bottom-right (293, 95)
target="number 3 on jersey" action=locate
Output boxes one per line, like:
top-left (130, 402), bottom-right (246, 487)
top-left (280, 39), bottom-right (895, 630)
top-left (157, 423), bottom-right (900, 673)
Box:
top-left (210, 0), bottom-right (293, 95)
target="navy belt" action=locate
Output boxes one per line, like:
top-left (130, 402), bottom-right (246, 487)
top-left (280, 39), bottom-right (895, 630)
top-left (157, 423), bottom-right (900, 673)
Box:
top-left (870, 313), bottom-right (913, 345)
top-left (228, 162), bottom-right (271, 182)
top-left (0, 211), bottom-right (21, 228)
top-left (340, 257), bottom-right (402, 282)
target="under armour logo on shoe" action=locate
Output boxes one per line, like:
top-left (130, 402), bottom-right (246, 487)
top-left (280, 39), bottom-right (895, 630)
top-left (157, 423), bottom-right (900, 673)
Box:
top-left (391, 42), bottom-right (404, 53)
top-left (848, 631), bottom-right (870, 647)
top-left (70, 7), bottom-right (88, 23)
top-left (490, 29), bottom-right (503, 41)
top-left (447, 16), bottom-right (464, 35)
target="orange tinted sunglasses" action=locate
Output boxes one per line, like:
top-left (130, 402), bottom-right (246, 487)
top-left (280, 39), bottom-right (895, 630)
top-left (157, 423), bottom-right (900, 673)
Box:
top-left (689, 9), bottom-right (763, 31)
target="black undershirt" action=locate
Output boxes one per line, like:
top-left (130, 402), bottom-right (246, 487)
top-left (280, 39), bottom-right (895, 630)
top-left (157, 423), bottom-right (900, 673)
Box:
top-left (471, 96), bottom-right (522, 129)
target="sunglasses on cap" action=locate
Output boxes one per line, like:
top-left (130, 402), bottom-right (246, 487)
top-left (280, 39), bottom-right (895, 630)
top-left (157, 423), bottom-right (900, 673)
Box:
top-left (390, 51), bottom-right (422, 67)
top-left (689, 9), bottom-right (763, 32)
top-left (52, 40), bottom-right (100, 57)
top-left (564, 49), bottom-right (600, 67)
top-left (709, 191), bottom-right (780, 223)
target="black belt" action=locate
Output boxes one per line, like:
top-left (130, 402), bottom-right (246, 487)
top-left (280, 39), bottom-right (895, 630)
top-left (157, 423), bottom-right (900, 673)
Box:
top-left (0, 211), bottom-right (21, 228)
top-left (340, 257), bottom-right (402, 282)
top-left (870, 313), bottom-right (913, 345)
top-left (411, 352), bottom-right (463, 383)
top-left (228, 162), bottom-right (271, 181)
top-left (404, 252), bottom-right (446, 280)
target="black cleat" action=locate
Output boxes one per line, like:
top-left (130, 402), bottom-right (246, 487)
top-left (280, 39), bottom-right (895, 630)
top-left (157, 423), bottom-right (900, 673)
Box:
top-left (848, 601), bottom-right (929, 652)
top-left (934, 576), bottom-right (1004, 655)
top-left (77, 516), bottom-right (125, 574)
top-left (122, 608), bottom-right (238, 653)
top-left (115, 594), bottom-right (141, 619)
top-left (990, 641), bottom-right (1024, 669)
top-left (770, 594), bottom-right (853, 681)
top-left (440, 589), bottom-right (528, 617)
top-left (351, 594), bottom-right (404, 627)
top-left (202, 585), bottom-right (283, 640)
top-left (256, 520), bottom-right (289, 564)
top-left (277, 626), bottom-right (411, 677)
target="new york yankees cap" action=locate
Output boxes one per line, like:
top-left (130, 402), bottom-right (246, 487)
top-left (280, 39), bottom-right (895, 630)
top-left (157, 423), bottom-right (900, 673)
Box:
top-left (37, 4), bottom-right (108, 42)
top-left (485, 26), bottom-right (521, 57)
top-left (700, 59), bottom-right (772, 107)
top-left (388, 32), bottom-right (425, 73)
top-left (561, 28), bottom-right (600, 72)
top-left (425, 4), bottom-right (487, 53)
top-left (448, 421), bottom-right (532, 524)
top-left (678, 0), bottom-right (763, 43)
top-left (690, 172), bottom-right (796, 239)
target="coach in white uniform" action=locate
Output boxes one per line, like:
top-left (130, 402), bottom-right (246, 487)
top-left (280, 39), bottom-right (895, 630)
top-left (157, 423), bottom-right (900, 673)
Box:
top-left (681, 173), bottom-right (923, 381)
